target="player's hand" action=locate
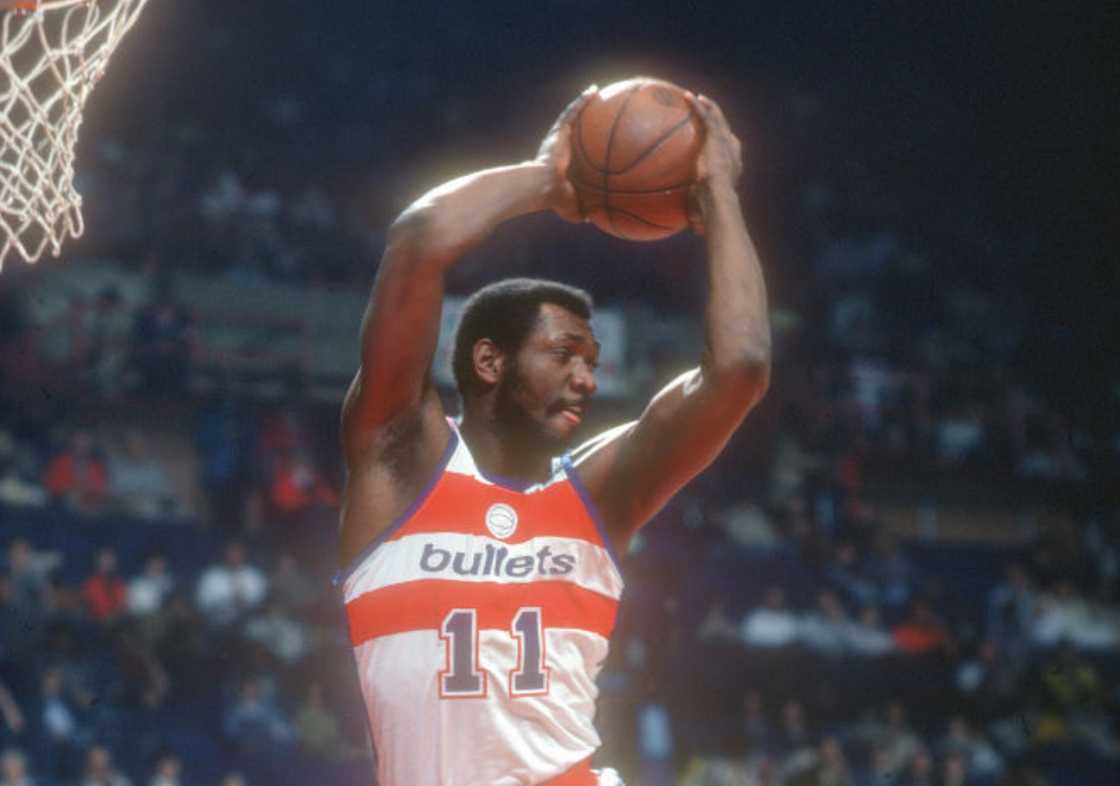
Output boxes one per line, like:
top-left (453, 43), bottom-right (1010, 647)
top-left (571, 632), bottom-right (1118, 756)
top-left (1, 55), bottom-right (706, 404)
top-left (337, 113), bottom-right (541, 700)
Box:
top-left (684, 92), bottom-right (742, 235)
top-left (536, 84), bottom-right (597, 223)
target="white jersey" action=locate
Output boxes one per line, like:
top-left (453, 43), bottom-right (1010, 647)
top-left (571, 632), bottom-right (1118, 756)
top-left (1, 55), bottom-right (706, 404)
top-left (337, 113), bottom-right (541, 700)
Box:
top-left (340, 421), bottom-right (626, 786)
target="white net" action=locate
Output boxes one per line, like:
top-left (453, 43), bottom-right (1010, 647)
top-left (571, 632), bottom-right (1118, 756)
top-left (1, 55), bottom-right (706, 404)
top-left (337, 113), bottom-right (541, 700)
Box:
top-left (0, 0), bottom-right (150, 269)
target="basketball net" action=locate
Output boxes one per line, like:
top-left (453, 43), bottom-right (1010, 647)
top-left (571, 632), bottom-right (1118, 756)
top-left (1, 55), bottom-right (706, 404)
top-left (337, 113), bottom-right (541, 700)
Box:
top-left (0, 0), bottom-right (150, 270)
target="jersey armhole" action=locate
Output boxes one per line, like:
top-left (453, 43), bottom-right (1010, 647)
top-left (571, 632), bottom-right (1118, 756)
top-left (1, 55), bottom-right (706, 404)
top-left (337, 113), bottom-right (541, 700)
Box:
top-left (334, 428), bottom-right (460, 587)
top-left (561, 455), bottom-right (624, 572)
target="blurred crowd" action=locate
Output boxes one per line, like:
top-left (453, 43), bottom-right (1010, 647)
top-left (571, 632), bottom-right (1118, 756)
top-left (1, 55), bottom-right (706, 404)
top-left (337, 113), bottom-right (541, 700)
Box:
top-left (1, 6), bottom-right (1118, 785)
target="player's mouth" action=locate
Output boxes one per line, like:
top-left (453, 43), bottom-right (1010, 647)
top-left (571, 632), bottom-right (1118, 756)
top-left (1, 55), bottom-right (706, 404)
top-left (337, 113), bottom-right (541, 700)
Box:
top-left (552, 401), bottom-right (585, 427)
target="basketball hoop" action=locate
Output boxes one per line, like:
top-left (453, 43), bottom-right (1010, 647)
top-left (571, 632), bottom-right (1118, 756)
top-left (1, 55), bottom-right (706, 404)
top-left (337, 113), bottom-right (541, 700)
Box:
top-left (0, 0), bottom-right (151, 269)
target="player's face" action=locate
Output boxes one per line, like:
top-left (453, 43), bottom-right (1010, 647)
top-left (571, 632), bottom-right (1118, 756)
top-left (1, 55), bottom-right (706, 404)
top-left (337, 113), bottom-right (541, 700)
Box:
top-left (495, 303), bottom-right (599, 450)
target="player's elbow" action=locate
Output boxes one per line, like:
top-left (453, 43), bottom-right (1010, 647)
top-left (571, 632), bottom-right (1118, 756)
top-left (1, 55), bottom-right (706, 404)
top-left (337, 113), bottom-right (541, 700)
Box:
top-left (707, 351), bottom-right (771, 410)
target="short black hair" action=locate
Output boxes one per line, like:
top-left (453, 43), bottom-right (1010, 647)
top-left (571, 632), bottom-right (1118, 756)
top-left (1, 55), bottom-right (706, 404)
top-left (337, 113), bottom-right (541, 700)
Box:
top-left (452, 278), bottom-right (593, 397)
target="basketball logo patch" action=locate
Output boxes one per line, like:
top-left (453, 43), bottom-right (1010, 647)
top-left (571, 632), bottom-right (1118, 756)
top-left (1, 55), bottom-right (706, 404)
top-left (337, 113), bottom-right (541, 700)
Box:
top-left (485, 503), bottom-right (518, 540)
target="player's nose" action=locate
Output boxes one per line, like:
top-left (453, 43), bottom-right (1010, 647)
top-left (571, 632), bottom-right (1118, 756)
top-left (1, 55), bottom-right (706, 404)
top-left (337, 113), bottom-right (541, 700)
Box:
top-left (571, 361), bottom-right (597, 397)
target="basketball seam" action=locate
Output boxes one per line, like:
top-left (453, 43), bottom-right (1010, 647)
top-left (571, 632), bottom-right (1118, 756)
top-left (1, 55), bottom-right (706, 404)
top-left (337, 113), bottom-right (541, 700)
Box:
top-left (603, 87), bottom-right (640, 238)
top-left (610, 114), bottom-right (694, 176)
top-left (568, 178), bottom-right (693, 195)
top-left (607, 204), bottom-right (675, 231)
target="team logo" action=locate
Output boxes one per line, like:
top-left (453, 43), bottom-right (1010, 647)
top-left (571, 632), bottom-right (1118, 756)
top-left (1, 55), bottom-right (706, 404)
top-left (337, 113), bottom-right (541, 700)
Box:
top-left (485, 503), bottom-right (518, 540)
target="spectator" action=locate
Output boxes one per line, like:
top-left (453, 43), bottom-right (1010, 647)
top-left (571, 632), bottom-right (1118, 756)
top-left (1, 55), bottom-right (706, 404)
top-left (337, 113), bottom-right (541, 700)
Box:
top-left (219, 775), bottom-right (247, 786)
top-left (131, 296), bottom-right (196, 396)
top-left (806, 735), bottom-right (853, 786)
top-left (0, 682), bottom-right (24, 742)
top-left (223, 677), bottom-right (293, 753)
top-left (195, 388), bottom-right (254, 531)
top-left (81, 547), bottom-right (127, 624)
top-left (107, 432), bottom-right (177, 519)
top-left (31, 666), bottom-right (84, 777)
top-left (799, 590), bottom-right (850, 656)
top-left (987, 564), bottom-right (1036, 656)
top-left (147, 754), bottom-right (182, 786)
top-left (742, 587), bottom-right (799, 648)
top-left (82, 287), bottom-right (133, 401)
top-left (127, 553), bottom-right (174, 618)
top-left (937, 717), bottom-right (1004, 781)
top-left (196, 541), bottom-right (267, 626)
top-left (742, 690), bottom-right (772, 755)
top-left (243, 600), bottom-right (310, 666)
top-left (844, 607), bottom-right (895, 657)
top-left (294, 684), bottom-right (352, 761)
top-left (79, 744), bottom-right (131, 786)
top-left (268, 451), bottom-right (338, 518)
top-left (0, 748), bottom-right (32, 786)
top-left (896, 746), bottom-right (934, 786)
top-left (3, 538), bottom-right (57, 614)
top-left (775, 699), bottom-right (813, 757)
top-left (892, 601), bottom-right (952, 656)
top-left (43, 431), bottom-right (110, 514)
top-left (268, 553), bottom-right (315, 612)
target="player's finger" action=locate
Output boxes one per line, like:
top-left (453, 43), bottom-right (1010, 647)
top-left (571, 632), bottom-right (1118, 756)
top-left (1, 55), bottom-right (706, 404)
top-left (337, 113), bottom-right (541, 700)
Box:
top-left (697, 95), bottom-right (730, 131)
top-left (559, 84), bottom-right (598, 123)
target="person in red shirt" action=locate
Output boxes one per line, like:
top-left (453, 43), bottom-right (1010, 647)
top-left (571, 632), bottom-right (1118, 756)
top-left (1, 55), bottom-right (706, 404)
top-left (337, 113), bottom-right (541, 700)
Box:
top-left (268, 451), bottom-right (338, 517)
top-left (43, 430), bottom-right (109, 514)
top-left (81, 546), bottom-right (127, 623)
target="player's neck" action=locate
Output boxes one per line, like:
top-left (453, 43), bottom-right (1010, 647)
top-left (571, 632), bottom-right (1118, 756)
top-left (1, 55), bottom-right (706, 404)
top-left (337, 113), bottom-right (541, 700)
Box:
top-left (458, 414), bottom-right (553, 487)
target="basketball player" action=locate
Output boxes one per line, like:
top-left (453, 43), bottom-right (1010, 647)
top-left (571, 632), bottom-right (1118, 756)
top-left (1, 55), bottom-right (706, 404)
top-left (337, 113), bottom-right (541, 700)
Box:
top-left (338, 86), bottom-right (770, 786)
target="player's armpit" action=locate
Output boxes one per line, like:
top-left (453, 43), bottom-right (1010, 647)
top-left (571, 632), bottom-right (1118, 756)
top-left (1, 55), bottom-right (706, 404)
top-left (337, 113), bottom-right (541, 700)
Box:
top-left (577, 360), bottom-right (768, 547)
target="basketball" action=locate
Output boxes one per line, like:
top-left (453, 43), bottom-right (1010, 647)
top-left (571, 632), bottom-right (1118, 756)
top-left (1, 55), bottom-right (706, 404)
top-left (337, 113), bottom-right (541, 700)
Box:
top-left (569, 77), bottom-right (704, 242)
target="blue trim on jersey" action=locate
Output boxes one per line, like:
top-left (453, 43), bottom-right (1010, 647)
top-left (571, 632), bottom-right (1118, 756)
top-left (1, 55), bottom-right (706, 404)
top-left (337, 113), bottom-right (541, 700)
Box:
top-left (333, 428), bottom-right (460, 587)
top-left (561, 454), bottom-right (624, 572)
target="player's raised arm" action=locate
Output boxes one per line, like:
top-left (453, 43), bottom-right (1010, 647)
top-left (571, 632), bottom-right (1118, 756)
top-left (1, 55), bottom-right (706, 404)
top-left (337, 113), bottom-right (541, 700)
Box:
top-left (341, 87), bottom-right (597, 465)
top-left (579, 94), bottom-right (772, 545)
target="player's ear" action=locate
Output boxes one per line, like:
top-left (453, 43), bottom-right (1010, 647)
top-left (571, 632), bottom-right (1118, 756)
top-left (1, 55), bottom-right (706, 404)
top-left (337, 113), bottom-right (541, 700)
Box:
top-left (472, 339), bottom-right (504, 386)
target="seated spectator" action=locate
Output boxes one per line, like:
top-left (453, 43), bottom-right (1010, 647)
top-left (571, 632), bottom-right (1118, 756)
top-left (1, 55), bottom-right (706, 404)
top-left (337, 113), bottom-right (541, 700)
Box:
top-left (939, 751), bottom-right (969, 786)
top-left (295, 684), bottom-right (355, 761)
top-left (243, 600), bottom-right (310, 666)
top-left (80, 744), bottom-right (131, 786)
top-left (81, 547), bottom-right (127, 625)
top-left (986, 564), bottom-right (1036, 656)
top-left (826, 542), bottom-right (879, 610)
top-left (774, 699), bottom-right (813, 757)
top-left (127, 553), bottom-right (174, 618)
top-left (131, 297), bottom-right (196, 396)
top-left (196, 541), bottom-right (267, 626)
top-left (31, 666), bottom-right (85, 777)
top-left (742, 587), bottom-right (799, 648)
top-left (892, 601), bottom-right (952, 656)
top-left (0, 748), bottom-right (33, 786)
top-left (843, 607), bottom-right (895, 656)
top-left (936, 717), bottom-right (1004, 781)
top-left (147, 754), bottom-right (182, 786)
top-left (4, 538), bottom-right (59, 609)
top-left (742, 689), bottom-right (772, 755)
top-left (107, 432), bottom-right (178, 519)
top-left (43, 430), bottom-right (109, 514)
top-left (268, 451), bottom-right (338, 518)
top-left (0, 682), bottom-right (24, 742)
top-left (223, 678), bottom-right (293, 753)
top-left (1029, 581), bottom-right (1120, 651)
top-left (799, 590), bottom-right (850, 655)
top-left (805, 736), bottom-right (853, 786)
top-left (219, 775), bottom-right (247, 786)
top-left (896, 746), bottom-right (934, 786)
top-left (268, 554), bottom-right (315, 612)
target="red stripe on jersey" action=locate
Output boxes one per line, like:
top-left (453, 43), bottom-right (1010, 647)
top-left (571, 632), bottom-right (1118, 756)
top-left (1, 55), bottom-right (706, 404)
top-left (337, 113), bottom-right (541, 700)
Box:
top-left (385, 472), bottom-right (603, 547)
top-left (346, 579), bottom-right (618, 645)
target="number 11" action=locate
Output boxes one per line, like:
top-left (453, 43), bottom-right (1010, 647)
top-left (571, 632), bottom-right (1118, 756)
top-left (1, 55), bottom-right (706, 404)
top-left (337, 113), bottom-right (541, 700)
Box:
top-left (439, 607), bottom-right (549, 698)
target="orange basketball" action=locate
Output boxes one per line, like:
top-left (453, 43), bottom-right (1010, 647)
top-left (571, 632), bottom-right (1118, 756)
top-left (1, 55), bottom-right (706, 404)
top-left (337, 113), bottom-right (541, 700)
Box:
top-left (569, 77), bottom-right (703, 242)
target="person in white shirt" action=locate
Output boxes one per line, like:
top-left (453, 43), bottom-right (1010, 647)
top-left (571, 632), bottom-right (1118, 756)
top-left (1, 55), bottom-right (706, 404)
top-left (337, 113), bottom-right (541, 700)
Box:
top-left (741, 586), bottom-right (798, 648)
top-left (195, 541), bottom-right (267, 626)
top-left (127, 553), bottom-right (174, 616)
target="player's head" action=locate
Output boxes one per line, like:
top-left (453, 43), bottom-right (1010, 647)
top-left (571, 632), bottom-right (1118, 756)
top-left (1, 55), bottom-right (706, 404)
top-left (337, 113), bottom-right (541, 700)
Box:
top-left (453, 278), bottom-right (598, 450)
